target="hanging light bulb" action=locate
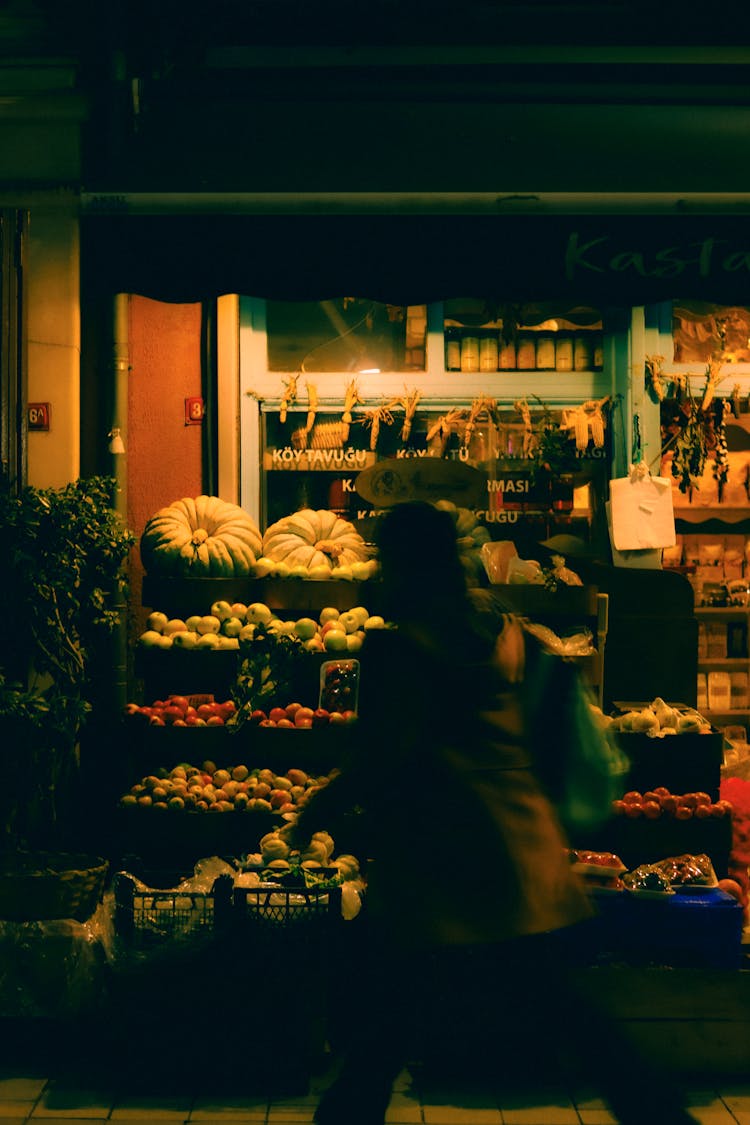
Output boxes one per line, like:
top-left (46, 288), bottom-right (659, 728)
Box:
top-left (108, 427), bottom-right (125, 454)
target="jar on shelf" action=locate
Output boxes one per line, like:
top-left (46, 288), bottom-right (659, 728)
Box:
top-left (461, 335), bottom-right (480, 372)
top-left (445, 328), bottom-right (461, 371)
top-left (516, 332), bottom-right (536, 370)
top-left (479, 332), bottom-right (499, 372)
top-left (593, 332), bottom-right (604, 369)
top-left (574, 333), bottom-right (594, 371)
top-left (535, 333), bottom-right (556, 370)
top-left (555, 332), bottom-right (574, 372)
top-left (498, 339), bottom-right (517, 369)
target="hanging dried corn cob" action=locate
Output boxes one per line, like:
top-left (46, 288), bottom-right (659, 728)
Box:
top-left (279, 373), bottom-right (299, 423)
top-left (514, 397), bottom-right (535, 458)
top-left (560, 396), bottom-right (610, 451)
top-left (400, 386), bottom-right (421, 443)
top-left (464, 395), bottom-right (498, 449)
top-left (700, 360), bottom-right (724, 414)
top-left (305, 381), bottom-right (319, 437)
top-left (733, 383), bottom-right (742, 418)
top-left (363, 400), bottom-right (397, 451)
top-left (645, 355), bottom-right (667, 402)
top-left (342, 379), bottom-right (364, 442)
top-left (426, 409), bottom-right (466, 456)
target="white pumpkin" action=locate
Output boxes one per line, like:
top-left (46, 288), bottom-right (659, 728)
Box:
top-left (262, 508), bottom-right (370, 574)
top-left (140, 495), bottom-right (263, 576)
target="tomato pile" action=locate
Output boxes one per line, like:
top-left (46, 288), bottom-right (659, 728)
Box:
top-left (612, 788), bottom-right (732, 820)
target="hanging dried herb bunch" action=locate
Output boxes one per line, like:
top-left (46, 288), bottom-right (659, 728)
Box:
top-left (657, 358), bottom-right (727, 495)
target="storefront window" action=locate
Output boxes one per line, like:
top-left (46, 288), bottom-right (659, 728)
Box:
top-left (673, 302), bottom-right (750, 364)
top-left (265, 298), bottom-right (427, 373)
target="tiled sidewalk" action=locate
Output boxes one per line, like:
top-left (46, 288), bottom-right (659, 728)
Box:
top-left (1, 1068), bottom-right (749, 1125)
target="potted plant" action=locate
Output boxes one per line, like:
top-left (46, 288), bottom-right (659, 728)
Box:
top-left (0, 476), bottom-right (135, 908)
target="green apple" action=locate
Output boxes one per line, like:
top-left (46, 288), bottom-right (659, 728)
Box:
top-left (163, 618), bottom-right (188, 636)
top-left (197, 614), bottom-right (221, 635)
top-left (351, 561), bottom-right (371, 581)
top-left (139, 629), bottom-right (164, 648)
top-left (289, 564), bottom-right (309, 579)
top-left (338, 610), bottom-right (360, 634)
top-left (221, 616), bottom-right (243, 637)
top-left (293, 617), bottom-right (318, 641)
top-left (349, 606), bottom-right (370, 627)
top-left (303, 636), bottom-right (325, 653)
top-left (210, 600), bottom-right (234, 621)
top-left (196, 633), bottom-right (220, 649)
top-left (246, 602), bottom-right (273, 625)
top-left (319, 607), bottom-right (340, 625)
top-left (216, 635), bottom-right (239, 650)
top-left (230, 602), bottom-right (248, 619)
top-left (346, 632), bottom-right (364, 652)
top-left (156, 634), bottom-right (173, 649)
top-left (172, 630), bottom-right (198, 650)
top-left (239, 623), bottom-right (257, 643)
top-left (185, 614), bottom-right (202, 632)
top-left (364, 615), bottom-right (386, 630)
top-left (146, 610), bottom-right (169, 633)
top-left (334, 565), bottom-right (353, 581)
top-left (273, 561), bottom-right (290, 578)
top-left (324, 629), bottom-right (349, 653)
top-left (252, 557), bottom-right (275, 578)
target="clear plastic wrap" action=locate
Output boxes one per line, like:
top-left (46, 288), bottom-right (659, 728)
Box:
top-left (0, 895), bottom-right (113, 1019)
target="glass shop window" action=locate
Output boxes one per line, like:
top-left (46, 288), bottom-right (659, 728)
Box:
top-left (265, 298), bottom-right (427, 373)
top-left (673, 302), bottom-right (750, 364)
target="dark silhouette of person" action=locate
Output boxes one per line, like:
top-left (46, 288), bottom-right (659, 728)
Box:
top-left (288, 500), bottom-right (696, 1125)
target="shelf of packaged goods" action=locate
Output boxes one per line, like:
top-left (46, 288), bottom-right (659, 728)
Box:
top-left (695, 607), bottom-right (750, 617)
top-left (674, 507), bottom-right (750, 526)
top-left (698, 658), bottom-right (750, 668)
top-left (703, 708), bottom-right (750, 718)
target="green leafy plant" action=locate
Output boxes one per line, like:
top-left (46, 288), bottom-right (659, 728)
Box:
top-left (0, 476), bottom-right (135, 848)
top-left (230, 626), bottom-right (309, 730)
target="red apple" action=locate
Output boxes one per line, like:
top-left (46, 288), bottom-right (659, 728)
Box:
top-left (269, 707), bottom-right (288, 724)
top-left (341, 710), bottom-right (357, 724)
top-left (249, 709), bottom-right (267, 725)
top-left (642, 800), bottom-right (661, 819)
top-left (162, 705), bottom-right (184, 724)
top-left (674, 805), bottom-right (693, 820)
top-left (197, 704), bottom-right (215, 721)
top-left (277, 718), bottom-right (295, 728)
top-left (124, 702), bottom-right (141, 715)
top-left (168, 695), bottom-right (189, 712)
top-left (259, 719), bottom-right (277, 728)
top-left (296, 718), bottom-right (313, 728)
top-left (206, 715), bottom-right (224, 726)
top-left (294, 707), bottom-right (315, 727)
top-left (270, 789), bottom-right (289, 808)
top-left (622, 791), bottom-right (643, 805)
top-left (611, 799), bottom-right (626, 816)
top-left (312, 708), bottom-right (330, 727)
top-left (254, 782), bottom-right (271, 798)
top-left (328, 711), bottom-right (346, 725)
top-left (149, 714), bottom-right (165, 726)
top-left (285, 702), bottom-right (303, 720)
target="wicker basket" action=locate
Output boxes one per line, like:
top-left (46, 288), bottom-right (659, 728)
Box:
top-left (0, 851), bottom-right (108, 923)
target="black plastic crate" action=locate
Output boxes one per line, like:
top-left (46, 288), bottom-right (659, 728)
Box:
top-left (113, 870), bottom-right (233, 951)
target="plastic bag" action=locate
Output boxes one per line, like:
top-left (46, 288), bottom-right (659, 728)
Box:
top-left (524, 648), bottom-right (630, 834)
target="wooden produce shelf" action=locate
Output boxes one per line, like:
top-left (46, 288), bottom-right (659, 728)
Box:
top-left (141, 575), bottom-right (382, 616)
